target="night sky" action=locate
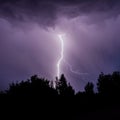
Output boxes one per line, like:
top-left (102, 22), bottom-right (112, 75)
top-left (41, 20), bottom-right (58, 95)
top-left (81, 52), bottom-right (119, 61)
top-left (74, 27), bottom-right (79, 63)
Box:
top-left (0, 0), bottom-right (120, 91)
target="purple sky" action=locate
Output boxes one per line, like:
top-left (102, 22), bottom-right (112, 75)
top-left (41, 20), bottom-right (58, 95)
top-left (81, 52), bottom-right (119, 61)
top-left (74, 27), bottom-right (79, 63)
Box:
top-left (0, 0), bottom-right (120, 91)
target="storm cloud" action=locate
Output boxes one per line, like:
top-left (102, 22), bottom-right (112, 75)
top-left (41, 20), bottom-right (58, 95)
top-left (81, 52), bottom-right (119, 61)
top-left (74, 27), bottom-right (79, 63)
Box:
top-left (0, 0), bottom-right (120, 91)
top-left (0, 0), bottom-right (120, 26)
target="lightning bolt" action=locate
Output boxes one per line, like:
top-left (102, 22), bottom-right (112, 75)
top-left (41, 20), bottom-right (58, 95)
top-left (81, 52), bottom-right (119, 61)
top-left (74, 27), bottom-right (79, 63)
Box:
top-left (57, 34), bottom-right (88, 79)
top-left (57, 34), bottom-right (64, 79)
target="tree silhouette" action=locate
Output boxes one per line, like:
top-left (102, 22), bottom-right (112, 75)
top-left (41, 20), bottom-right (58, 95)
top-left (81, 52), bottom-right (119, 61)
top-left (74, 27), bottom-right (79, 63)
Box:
top-left (84, 82), bottom-right (94, 95)
top-left (7, 75), bottom-right (58, 96)
top-left (56, 74), bottom-right (75, 96)
top-left (97, 72), bottom-right (120, 96)
top-left (6, 74), bottom-right (76, 97)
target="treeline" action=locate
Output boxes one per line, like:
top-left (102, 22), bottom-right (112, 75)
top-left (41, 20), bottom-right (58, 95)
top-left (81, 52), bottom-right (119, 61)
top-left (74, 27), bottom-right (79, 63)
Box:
top-left (1, 72), bottom-right (120, 120)
top-left (1, 71), bottom-right (120, 97)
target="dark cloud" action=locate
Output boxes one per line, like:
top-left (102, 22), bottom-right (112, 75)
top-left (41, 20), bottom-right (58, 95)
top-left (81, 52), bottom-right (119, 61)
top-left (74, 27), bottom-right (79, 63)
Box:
top-left (0, 0), bottom-right (120, 26)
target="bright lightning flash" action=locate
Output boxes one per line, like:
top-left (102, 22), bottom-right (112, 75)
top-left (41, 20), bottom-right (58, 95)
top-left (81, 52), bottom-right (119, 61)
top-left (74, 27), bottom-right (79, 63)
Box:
top-left (56, 34), bottom-right (88, 83)
top-left (57, 34), bottom-right (64, 79)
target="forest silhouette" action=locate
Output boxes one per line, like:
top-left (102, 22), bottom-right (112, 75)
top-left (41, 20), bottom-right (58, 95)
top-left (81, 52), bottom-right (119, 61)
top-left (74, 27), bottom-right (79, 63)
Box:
top-left (0, 72), bottom-right (120, 120)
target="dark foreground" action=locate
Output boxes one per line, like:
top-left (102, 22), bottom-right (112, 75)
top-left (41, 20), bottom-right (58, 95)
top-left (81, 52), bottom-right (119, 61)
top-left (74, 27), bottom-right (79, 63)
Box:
top-left (0, 95), bottom-right (120, 120)
top-left (1, 72), bottom-right (120, 119)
